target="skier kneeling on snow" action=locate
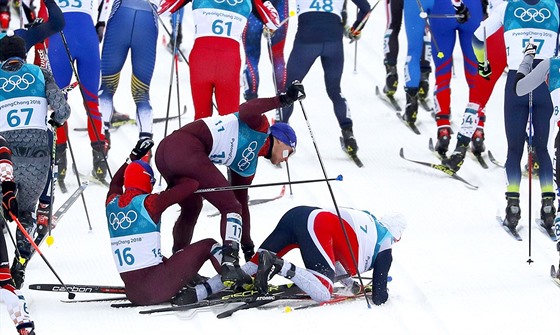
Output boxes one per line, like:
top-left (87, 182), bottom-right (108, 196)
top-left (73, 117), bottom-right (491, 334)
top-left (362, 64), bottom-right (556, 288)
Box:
top-left (174, 206), bottom-right (407, 306)
top-left (105, 139), bottom-right (224, 306)
top-left (0, 135), bottom-right (36, 335)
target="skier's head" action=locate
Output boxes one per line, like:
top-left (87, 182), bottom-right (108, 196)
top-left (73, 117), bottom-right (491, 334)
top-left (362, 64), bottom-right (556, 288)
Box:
top-left (124, 160), bottom-right (155, 193)
top-left (0, 31), bottom-right (27, 62)
top-left (379, 212), bottom-right (408, 241)
top-left (269, 122), bottom-right (297, 164)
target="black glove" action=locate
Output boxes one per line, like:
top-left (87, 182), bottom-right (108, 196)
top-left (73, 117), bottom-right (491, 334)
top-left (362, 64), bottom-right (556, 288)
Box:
top-left (453, 2), bottom-right (470, 24)
top-left (478, 61), bottom-right (492, 81)
top-left (279, 81), bottom-right (306, 107)
top-left (48, 112), bottom-right (64, 128)
top-left (241, 243), bottom-right (255, 262)
top-left (2, 181), bottom-right (18, 221)
top-left (95, 22), bottom-right (106, 43)
top-left (129, 138), bottom-right (154, 161)
top-left (523, 41), bottom-right (537, 57)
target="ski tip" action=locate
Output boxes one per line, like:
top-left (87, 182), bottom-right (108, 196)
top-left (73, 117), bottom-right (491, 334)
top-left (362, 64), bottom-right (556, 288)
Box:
top-left (399, 147), bottom-right (404, 157)
top-left (336, 174), bottom-right (343, 181)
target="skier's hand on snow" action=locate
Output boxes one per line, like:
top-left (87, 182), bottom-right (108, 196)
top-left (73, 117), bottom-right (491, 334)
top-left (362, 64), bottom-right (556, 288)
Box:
top-left (279, 81), bottom-right (306, 106)
top-left (478, 61), bottom-right (492, 81)
top-left (129, 138), bottom-right (154, 162)
top-left (2, 181), bottom-right (18, 221)
top-left (95, 22), bottom-right (106, 43)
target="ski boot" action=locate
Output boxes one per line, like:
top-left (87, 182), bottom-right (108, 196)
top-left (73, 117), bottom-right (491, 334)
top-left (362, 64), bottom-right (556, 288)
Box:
top-left (16, 321), bottom-right (35, 335)
top-left (471, 128), bottom-right (486, 156)
top-left (403, 89), bottom-right (418, 125)
top-left (91, 141), bottom-right (108, 182)
top-left (55, 143), bottom-right (67, 192)
top-left (504, 192), bottom-right (521, 229)
top-left (383, 64), bottom-right (398, 97)
top-left (36, 201), bottom-right (51, 236)
top-left (418, 71), bottom-right (430, 101)
top-left (254, 250), bottom-right (285, 294)
top-left (110, 109), bottom-right (130, 124)
top-left (443, 138), bottom-right (469, 172)
top-left (220, 243), bottom-right (253, 292)
top-left (171, 286), bottom-right (198, 305)
top-left (435, 126), bottom-right (452, 158)
top-left (540, 193), bottom-right (556, 229)
top-left (10, 256), bottom-right (28, 289)
top-left (341, 126), bottom-right (359, 155)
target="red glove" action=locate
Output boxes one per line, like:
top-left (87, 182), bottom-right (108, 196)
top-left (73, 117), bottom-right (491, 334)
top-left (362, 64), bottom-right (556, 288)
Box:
top-left (158, 0), bottom-right (188, 14)
top-left (255, 0), bottom-right (280, 31)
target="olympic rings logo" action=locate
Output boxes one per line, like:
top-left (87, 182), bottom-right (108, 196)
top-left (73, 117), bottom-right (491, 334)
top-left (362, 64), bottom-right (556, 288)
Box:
top-left (514, 7), bottom-right (551, 23)
top-left (214, 0), bottom-right (244, 6)
top-left (109, 210), bottom-right (138, 230)
top-left (0, 73), bottom-right (36, 92)
top-left (237, 141), bottom-right (258, 171)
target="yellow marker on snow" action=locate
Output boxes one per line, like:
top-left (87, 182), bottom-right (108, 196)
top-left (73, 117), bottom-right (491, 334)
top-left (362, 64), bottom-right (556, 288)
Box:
top-left (289, 10), bottom-right (295, 17)
top-left (46, 235), bottom-right (54, 246)
top-left (284, 305), bottom-right (293, 313)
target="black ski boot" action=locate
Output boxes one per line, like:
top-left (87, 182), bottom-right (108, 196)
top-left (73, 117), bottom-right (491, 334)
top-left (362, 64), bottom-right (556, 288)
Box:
top-left (435, 127), bottom-right (451, 158)
top-left (254, 250), bottom-right (285, 294)
top-left (403, 89), bottom-right (418, 125)
top-left (10, 257), bottom-right (27, 289)
top-left (471, 128), bottom-right (486, 156)
top-left (55, 143), bottom-right (67, 192)
top-left (444, 141), bottom-right (468, 172)
top-left (171, 286), bottom-right (197, 305)
top-left (504, 192), bottom-right (521, 229)
top-left (341, 126), bottom-right (359, 155)
top-left (91, 141), bottom-right (108, 182)
top-left (220, 244), bottom-right (253, 292)
top-left (540, 193), bottom-right (556, 229)
top-left (418, 71), bottom-right (430, 101)
top-left (383, 64), bottom-right (398, 96)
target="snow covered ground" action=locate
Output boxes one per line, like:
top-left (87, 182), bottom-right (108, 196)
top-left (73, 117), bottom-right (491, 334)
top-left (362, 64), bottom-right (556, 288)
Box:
top-left (1, 4), bottom-right (559, 335)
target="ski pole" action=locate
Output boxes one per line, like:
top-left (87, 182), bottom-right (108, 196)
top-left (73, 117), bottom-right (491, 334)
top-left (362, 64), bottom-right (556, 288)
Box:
top-left (1, 216), bottom-right (22, 259)
top-left (298, 100), bottom-right (370, 308)
top-left (195, 175), bottom-right (343, 193)
top-left (4, 208), bottom-right (76, 299)
top-left (415, 0), bottom-right (444, 59)
top-left (527, 90), bottom-right (534, 265)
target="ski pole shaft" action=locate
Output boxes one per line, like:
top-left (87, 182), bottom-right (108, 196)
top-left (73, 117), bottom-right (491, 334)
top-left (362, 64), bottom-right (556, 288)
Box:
top-left (5, 208), bottom-right (76, 299)
top-left (195, 175), bottom-right (343, 193)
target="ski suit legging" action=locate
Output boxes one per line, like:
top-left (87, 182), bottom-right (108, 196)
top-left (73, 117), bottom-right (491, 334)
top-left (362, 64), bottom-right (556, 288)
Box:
top-left (242, 0), bottom-right (289, 100)
top-left (403, 0), bottom-right (435, 89)
top-left (49, 12), bottom-right (104, 146)
top-left (504, 67), bottom-right (554, 194)
top-left (99, 0), bottom-right (158, 139)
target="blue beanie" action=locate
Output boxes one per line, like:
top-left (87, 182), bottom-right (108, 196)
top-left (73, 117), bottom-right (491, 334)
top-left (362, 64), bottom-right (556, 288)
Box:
top-left (270, 123), bottom-right (297, 149)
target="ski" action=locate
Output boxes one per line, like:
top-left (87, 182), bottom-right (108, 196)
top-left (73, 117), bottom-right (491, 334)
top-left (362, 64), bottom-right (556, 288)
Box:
top-left (496, 215), bottom-right (522, 241)
top-left (534, 219), bottom-right (558, 241)
top-left (30, 182), bottom-right (89, 259)
top-left (487, 151), bottom-right (504, 168)
top-left (396, 112), bottom-right (421, 134)
top-left (139, 283), bottom-right (303, 315)
top-left (292, 292), bottom-right (368, 311)
top-left (339, 137), bottom-right (364, 167)
top-left (399, 148), bottom-right (478, 190)
top-left (470, 151), bottom-right (489, 169)
top-left (551, 265), bottom-right (560, 288)
top-left (375, 86), bottom-right (402, 111)
top-left (207, 185), bottom-right (287, 218)
top-left (77, 173), bottom-right (110, 187)
top-left (29, 283), bottom-right (126, 295)
top-left (61, 296), bottom-right (128, 303)
top-left (419, 98), bottom-right (433, 112)
top-left (73, 107), bottom-right (187, 132)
